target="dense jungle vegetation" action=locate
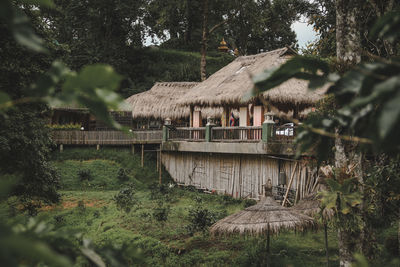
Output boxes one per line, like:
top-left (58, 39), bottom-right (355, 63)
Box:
top-left (1, 0), bottom-right (400, 266)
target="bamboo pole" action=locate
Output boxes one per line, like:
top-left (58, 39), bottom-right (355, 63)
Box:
top-left (295, 169), bottom-right (301, 204)
top-left (282, 162), bottom-right (298, 206)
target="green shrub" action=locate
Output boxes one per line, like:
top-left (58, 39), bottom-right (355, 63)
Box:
top-left (47, 123), bottom-right (82, 131)
top-left (384, 235), bottom-right (399, 256)
top-left (186, 205), bottom-right (218, 235)
top-left (222, 194), bottom-right (242, 205)
top-left (117, 168), bottom-right (129, 182)
top-left (148, 182), bottom-right (176, 202)
top-left (114, 183), bottom-right (139, 213)
top-left (78, 169), bottom-right (93, 182)
top-left (244, 198), bottom-right (257, 208)
top-left (54, 214), bottom-right (66, 226)
top-left (76, 200), bottom-right (86, 214)
top-left (152, 201), bottom-right (170, 223)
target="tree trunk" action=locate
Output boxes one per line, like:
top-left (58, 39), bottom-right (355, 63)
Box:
top-left (335, 1), bottom-right (365, 264)
top-left (337, 228), bottom-right (357, 267)
top-left (336, 0), bottom-right (361, 69)
top-left (200, 0), bottom-right (208, 81)
top-left (184, 0), bottom-right (192, 45)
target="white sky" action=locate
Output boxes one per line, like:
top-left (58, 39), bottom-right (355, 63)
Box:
top-left (144, 19), bottom-right (318, 50)
top-left (292, 19), bottom-right (318, 49)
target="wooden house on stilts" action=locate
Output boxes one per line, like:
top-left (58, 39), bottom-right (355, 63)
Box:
top-left (161, 47), bottom-right (328, 203)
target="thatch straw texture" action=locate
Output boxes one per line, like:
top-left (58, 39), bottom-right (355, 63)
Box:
top-left (210, 196), bottom-right (315, 236)
top-left (179, 47), bottom-right (327, 112)
top-left (291, 194), bottom-right (334, 220)
top-left (126, 82), bottom-right (222, 120)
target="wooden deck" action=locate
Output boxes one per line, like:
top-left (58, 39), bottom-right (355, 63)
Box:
top-left (52, 130), bottom-right (163, 145)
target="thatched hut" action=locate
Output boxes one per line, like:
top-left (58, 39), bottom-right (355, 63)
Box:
top-left (125, 82), bottom-right (222, 128)
top-left (211, 183), bottom-right (315, 265)
top-left (178, 47), bottom-right (327, 126)
top-left (211, 196), bottom-right (315, 237)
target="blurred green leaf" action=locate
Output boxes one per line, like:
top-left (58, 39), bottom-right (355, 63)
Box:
top-left (253, 56), bottom-right (331, 95)
top-left (32, 61), bottom-right (70, 97)
top-left (370, 10), bottom-right (400, 44)
top-left (12, 9), bottom-right (47, 52)
top-left (20, 0), bottom-right (54, 8)
top-left (378, 89), bottom-right (400, 139)
top-left (61, 64), bottom-right (124, 130)
top-left (0, 92), bottom-right (11, 108)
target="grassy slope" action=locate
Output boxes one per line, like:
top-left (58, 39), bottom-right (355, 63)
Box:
top-left (46, 148), bottom-right (340, 266)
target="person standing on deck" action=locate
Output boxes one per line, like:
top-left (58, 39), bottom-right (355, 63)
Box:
top-left (229, 112), bottom-right (235, 126)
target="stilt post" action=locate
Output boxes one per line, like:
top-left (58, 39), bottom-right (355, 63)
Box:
top-left (141, 144), bottom-right (144, 168)
top-left (159, 148), bottom-right (162, 185)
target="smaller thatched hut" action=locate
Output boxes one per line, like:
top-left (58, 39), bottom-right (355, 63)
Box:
top-left (125, 82), bottom-right (222, 128)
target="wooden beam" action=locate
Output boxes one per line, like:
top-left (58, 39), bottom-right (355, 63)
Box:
top-left (282, 161), bottom-right (298, 206)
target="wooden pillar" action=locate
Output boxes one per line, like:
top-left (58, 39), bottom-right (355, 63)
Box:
top-left (189, 105), bottom-right (194, 127)
top-left (59, 144), bottom-right (63, 152)
top-left (131, 145), bottom-right (135, 154)
top-left (193, 110), bottom-right (202, 127)
top-left (221, 106), bottom-right (229, 127)
top-left (239, 106), bottom-right (250, 126)
top-left (141, 144), bottom-right (144, 168)
top-left (253, 106), bottom-right (264, 126)
top-left (96, 144), bottom-right (100, 150)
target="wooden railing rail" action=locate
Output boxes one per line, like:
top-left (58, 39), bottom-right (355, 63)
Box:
top-left (51, 130), bottom-right (162, 145)
top-left (168, 127), bottom-right (206, 141)
top-left (211, 126), bottom-right (262, 142)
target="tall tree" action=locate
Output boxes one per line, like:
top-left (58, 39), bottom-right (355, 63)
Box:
top-left (308, 0), bottom-right (399, 57)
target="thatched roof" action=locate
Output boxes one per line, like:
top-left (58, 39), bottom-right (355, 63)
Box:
top-left (126, 82), bottom-right (222, 120)
top-left (178, 47), bottom-right (327, 112)
top-left (210, 196), bottom-right (315, 236)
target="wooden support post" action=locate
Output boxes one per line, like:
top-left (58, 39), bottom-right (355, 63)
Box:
top-left (141, 144), bottom-right (144, 168)
top-left (156, 149), bottom-right (159, 170)
top-left (96, 144), bottom-right (100, 150)
top-left (59, 144), bottom-right (63, 152)
top-left (189, 105), bottom-right (194, 127)
top-left (221, 106), bottom-right (229, 127)
top-left (282, 162), bottom-right (298, 206)
top-left (131, 145), bottom-right (135, 154)
top-left (159, 147), bottom-right (162, 185)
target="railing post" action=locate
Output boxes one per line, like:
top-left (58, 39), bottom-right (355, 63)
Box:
top-left (163, 118), bottom-right (171, 141)
top-left (162, 126), bottom-right (168, 141)
top-left (205, 117), bottom-right (215, 142)
top-left (262, 112), bottom-right (275, 143)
